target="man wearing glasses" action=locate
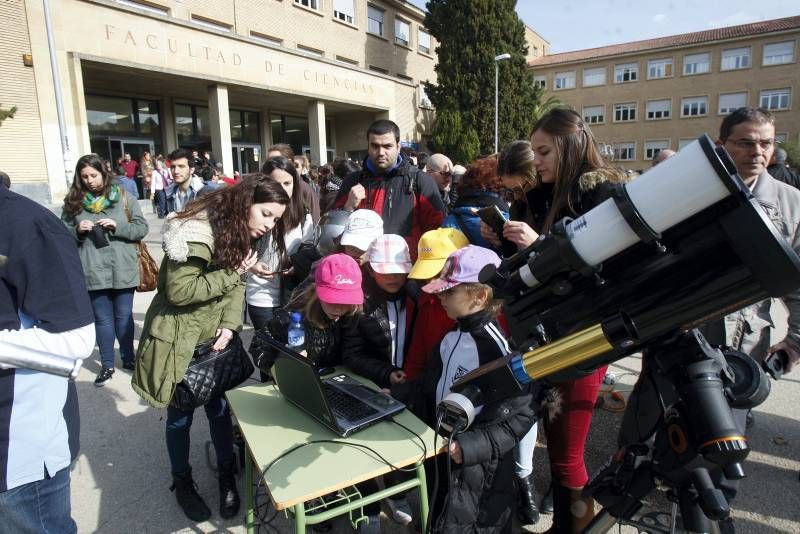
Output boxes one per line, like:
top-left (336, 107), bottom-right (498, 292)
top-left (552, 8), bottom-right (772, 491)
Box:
top-left (426, 153), bottom-right (456, 214)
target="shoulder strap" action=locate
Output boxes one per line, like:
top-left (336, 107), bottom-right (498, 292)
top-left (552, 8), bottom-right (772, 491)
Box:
top-left (122, 191), bottom-right (132, 223)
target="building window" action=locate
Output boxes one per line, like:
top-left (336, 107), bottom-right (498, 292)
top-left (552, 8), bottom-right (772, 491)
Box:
top-left (336, 55), bottom-right (359, 66)
top-left (533, 75), bottom-right (546, 89)
top-left (87, 95), bottom-right (163, 155)
top-left (613, 142), bottom-right (635, 161)
top-left (776, 133), bottom-right (788, 144)
top-left (271, 114), bottom-right (310, 158)
top-left (369, 65), bottom-right (388, 74)
top-left (646, 99), bottom-right (671, 120)
top-left (721, 47), bottom-right (751, 70)
top-left (297, 44), bottom-right (324, 57)
top-left (614, 102), bottom-right (636, 122)
top-left (419, 85), bottom-right (433, 109)
top-left (719, 92), bottom-right (747, 114)
top-left (582, 67), bottom-right (606, 87)
top-left (418, 29), bottom-right (431, 54)
top-left (681, 96), bottom-right (708, 117)
top-left (678, 138), bottom-right (695, 150)
top-left (583, 105), bottom-right (604, 124)
top-left (554, 71), bottom-right (576, 90)
top-left (645, 140), bottom-right (670, 161)
top-left (760, 88), bottom-right (791, 110)
top-left (763, 41), bottom-right (795, 65)
top-left (250, 31), bottom-right (282, 46)
top-left (191, 14), bottom-right (231, 32)
top-left (395, 18), bottom-right (410, 47)
top-left (175, 103), bottom-right (211, 150)
top-left (531, 46), bottom-right (539, 57)
top-left (333, 0), bottom-right (354, 24)
top-left (229, 110), bottom-right (260, 143)
top-left (683, 52), bottom-right (710, 75)
top-left (614, 62), bottom-right (638, 83)
top-left (294, 0), bottom-right (319, 10)
top-left (367, 5), bottom-right (384, 36)
top-left (647, 58), bottom-right (673, 79)
top-left (116, 0), bottom-right (169, 15)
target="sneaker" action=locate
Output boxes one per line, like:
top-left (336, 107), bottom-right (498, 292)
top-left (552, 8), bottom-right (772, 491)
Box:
top-left (94, 367), bottom-right (114, 387)
top-left (122, 360), bottom-right (135, 371)
top-left (386, 497), bottom-right (413, 525)
top-left (358, 514), bottom-right (381, 534)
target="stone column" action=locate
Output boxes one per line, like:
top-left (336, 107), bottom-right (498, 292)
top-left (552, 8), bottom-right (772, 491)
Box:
top-left (308, 100), bottom-right (327, 166)
top-left (208, 84), bottom-right (233, 176)
top-left (161, 96), bottom-right (177, 154)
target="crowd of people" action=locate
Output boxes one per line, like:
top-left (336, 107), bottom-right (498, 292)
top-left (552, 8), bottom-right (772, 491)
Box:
top-left (1, 106), bottom-right (798, 534)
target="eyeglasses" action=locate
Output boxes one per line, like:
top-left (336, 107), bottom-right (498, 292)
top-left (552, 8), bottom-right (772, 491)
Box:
top-left (727, 138), bottom-right (775, 151)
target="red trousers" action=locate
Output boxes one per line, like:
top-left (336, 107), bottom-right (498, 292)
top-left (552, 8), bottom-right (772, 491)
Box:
top-left (544, 366), bottom-right (607, 488)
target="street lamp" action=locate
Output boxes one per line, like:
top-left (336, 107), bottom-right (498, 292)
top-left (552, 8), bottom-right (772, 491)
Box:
top-left (494, 53), bottom-right (511, 153)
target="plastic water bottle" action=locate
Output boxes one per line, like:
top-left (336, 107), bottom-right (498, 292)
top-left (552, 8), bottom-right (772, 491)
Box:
top-left (287, 312), bottom-right (305, 351)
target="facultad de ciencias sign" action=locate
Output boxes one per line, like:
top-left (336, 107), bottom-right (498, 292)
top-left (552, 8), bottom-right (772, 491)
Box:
top-left (103, 25), bottom-right (376, 95)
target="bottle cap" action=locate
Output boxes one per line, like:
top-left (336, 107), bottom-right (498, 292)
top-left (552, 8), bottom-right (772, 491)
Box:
top-left (291, 312), bottom-right (302, 323)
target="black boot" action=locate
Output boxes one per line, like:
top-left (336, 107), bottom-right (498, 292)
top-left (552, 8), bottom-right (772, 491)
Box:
top-left (541, 481), bottom-right (554, 514)
top-left (544, 482), bottom-right (572, 533)
top-left (516, 475), bottom-right (540, 525)
top-left (219, 461), bottom-right (241, 519)
top-left (171, 468), bottom-right (212, 522)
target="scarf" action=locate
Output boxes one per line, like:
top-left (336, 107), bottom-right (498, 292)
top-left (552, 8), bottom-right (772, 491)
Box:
top-left (82, 184), bottom-right (120, 213)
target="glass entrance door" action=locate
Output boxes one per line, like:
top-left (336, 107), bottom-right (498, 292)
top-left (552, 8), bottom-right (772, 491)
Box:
top-left (232, 144), bottom-right (261, 175)
top-left (102, 138), bottom-right (155, 198)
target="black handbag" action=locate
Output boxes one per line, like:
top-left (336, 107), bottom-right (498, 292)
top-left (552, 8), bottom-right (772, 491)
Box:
top-left (171, 332), bottom-right (255, 410)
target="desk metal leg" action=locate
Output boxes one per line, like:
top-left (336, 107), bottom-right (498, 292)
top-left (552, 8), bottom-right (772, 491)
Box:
top-left (294, 502), bottom-right (307, 533)
top-left (416, 462), bottom-right (429, 533)
top-left (245, 453), bottom-right (254, 534)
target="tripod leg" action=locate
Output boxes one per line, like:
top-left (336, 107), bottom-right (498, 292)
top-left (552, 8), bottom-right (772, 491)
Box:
top-left (679, 487), bottom-right (714, 534)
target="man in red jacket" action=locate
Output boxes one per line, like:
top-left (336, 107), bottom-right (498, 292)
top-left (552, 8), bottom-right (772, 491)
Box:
top-left (335, 120), bottom-right (445, 260)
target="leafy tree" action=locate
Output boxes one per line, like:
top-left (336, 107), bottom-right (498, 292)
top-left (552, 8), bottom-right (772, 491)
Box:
top-left (430, 108), bottom-right (480, 164)
top-left (779, 140), bottom-right (800, 169)
top-left (0, 104), bottom-right (16, 128)
top-left (424, 0), bottom-right (542, 155)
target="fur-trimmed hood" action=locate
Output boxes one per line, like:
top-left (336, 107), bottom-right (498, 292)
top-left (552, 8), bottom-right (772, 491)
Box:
top-left (161, 212), bottom-right (215, 262)
top-left (577, 167), bottom-right (629, 191)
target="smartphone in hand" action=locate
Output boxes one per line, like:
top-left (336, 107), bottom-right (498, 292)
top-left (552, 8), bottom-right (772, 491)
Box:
top-left (477, 206), bottom-right (508, 238)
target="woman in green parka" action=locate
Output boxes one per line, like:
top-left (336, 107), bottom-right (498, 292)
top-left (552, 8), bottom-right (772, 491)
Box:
top-left (61, 153), bottom-right (149, 387)
top-left (132, 173), bottom-right (290, 523)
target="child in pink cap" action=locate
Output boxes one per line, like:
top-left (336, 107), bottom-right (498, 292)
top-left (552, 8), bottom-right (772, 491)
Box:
top-left (250, 253), bottom-right (364, 373)
top-left (392, 245), bottom-right (536, 533)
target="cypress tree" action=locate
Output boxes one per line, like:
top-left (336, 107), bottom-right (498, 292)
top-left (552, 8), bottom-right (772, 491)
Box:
top-left (424, 0), bottom-right (543, 155)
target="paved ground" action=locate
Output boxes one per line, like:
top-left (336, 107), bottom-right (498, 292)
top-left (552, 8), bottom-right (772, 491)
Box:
top-left (69, 203), bottom-right (800, 533)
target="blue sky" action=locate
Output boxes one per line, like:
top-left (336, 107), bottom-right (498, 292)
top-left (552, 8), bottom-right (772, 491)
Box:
top-left (408, 1), bottom-right (799, 53)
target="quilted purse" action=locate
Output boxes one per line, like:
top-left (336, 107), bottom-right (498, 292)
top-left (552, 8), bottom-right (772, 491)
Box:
top-left (171, 332), bottom-right (255, 410)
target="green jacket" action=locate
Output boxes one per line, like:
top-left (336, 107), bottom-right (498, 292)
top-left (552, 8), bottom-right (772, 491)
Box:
top-left (61, 190), bottom-right (149, 291)
top-left (132, 214), bottom-right (245, 408)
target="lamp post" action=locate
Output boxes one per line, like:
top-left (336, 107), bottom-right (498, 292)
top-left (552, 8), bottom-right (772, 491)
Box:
top-left (494, 53), bottom-right (511, 153)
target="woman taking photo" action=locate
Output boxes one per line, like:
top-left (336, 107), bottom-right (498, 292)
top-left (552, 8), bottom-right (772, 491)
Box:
top-left (61, 153), bottom-right (149, 387)
top-left (485, 108), bottom-right (628, 533)
top-left (246, 157), bottom-right (314, 331)
top-left (132, 175), bottom-right (290, 523)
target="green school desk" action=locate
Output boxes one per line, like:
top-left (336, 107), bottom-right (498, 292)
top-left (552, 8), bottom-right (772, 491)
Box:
top-left (226, 378), bottom-right (444, 533)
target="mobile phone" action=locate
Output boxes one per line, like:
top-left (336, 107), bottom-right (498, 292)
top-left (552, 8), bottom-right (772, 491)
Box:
top-left (477, 206), bottom-right (508, 238)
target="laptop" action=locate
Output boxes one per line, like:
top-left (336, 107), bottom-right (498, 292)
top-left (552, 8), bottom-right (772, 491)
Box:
top-left (264, 337), bottom-right (405, 437)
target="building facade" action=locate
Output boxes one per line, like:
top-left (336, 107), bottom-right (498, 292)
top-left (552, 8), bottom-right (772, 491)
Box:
top-left (0, 0), bottom-right (438, 204)
top-left (528, 16), bottom-right (800, 170)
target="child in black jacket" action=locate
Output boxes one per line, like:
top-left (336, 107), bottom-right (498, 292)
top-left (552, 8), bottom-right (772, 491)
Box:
top-left (393, 245), bottom-right (536, 534)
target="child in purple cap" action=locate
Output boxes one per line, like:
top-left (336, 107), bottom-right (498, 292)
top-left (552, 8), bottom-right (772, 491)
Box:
top-left (392, 245), bottom-right (536, 533)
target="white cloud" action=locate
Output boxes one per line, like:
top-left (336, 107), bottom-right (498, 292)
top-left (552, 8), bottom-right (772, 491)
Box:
top-left (652, 14), bottom-right (667, 24)
top-left (706, 11), bottom-right (763, 29)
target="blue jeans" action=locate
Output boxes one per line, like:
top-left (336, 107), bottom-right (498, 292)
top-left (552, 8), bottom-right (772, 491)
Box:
top-left (166, 396), bottom-right (234, 475)
top-left (89, 288), bottom-right (136, 369)
top-left (0, 467), bottom-right (76, 534)
top-left (247, 304), bottom-right (276, 331)
top-left (154, 189), bottom-right (167, 218)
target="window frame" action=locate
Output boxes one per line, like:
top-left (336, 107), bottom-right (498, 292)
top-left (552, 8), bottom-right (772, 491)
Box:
top-left (613, 102), bottom-right (637, 123)
top-left (554, 70), bottom-right (576, 90)
top-left (613, 142), bottom-right (636, 161)
top-left (762, 40), bottom-right (795, 66)
top-left (394, 17), bottom-right (411, 48)
top-left (683, 52), bottom-right (711, 75)
top-left (720, 46), bottom-right (751, 71)
top-left (644, 139), bottom-right (670, 161)
top-left (646, 98), bottom-right (672, 120)
top-left (647, 57), bottom-right (674, 80)
top-left (418, 28), bottom-right (432, 55)
top-left (583, 105), bottom-right (605, 125)
top-left (294, 0), bottom-right (320, 11)
top-left (614, 62), bottom-right (639, 83)
top-left (533, 75), bottom-right (546, 89)
top-left (681, 95), bottom-right (709, 118)
top-left (582, 67), bottom-right (607, 87)
top-left (367, 4), bottom-right (385, 37)
top-left (333, 0), bottom-right (355, 24)
top-left (759, 88), bottom-right (792, 111)
top-left (718, 92), bottom-right (748, 115)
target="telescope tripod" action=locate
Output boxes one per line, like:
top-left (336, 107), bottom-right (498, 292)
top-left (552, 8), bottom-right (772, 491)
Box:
top-left (583, 329), bottom-right (768, 534)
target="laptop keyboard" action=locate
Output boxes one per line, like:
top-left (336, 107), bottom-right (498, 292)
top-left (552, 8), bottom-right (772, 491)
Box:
top-left (322, 383), bottom-right (379, 421)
